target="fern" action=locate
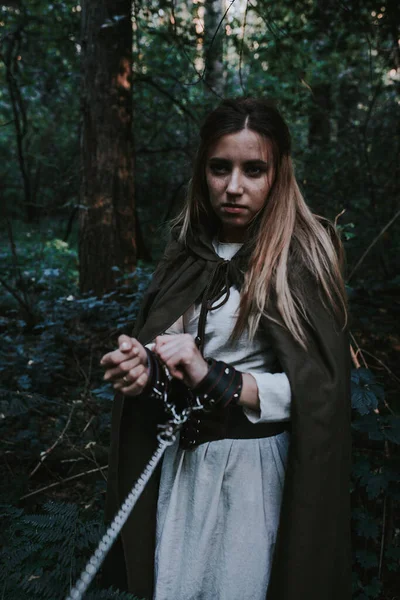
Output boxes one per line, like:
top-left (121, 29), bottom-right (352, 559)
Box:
top-left (0, 502), bottom-right (141, 599)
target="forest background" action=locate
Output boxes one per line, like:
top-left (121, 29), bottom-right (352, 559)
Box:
top-left (0, 0), bottom-right (399, 598)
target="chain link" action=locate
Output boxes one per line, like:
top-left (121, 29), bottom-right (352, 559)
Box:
top-left (65, 392), bottom-right (199, 600)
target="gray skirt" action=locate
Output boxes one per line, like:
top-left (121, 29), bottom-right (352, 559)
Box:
top-left (153, 431), bottom-right (290, 600)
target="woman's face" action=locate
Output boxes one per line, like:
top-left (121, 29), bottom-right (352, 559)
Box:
top-left (205, 128), bottom-right (274, 243)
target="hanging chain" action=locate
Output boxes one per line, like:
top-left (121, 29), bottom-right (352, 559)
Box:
top-left (65, 380), bottom-right (199, 600)
top-left (65, 437), bottom-right (169, 600)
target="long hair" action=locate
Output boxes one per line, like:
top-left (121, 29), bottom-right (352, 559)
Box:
top-left (172, 98), bottom-right (347, 347)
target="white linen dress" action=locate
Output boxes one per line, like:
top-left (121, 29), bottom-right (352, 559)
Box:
top-left (152, 241), bottom-right (291, 600)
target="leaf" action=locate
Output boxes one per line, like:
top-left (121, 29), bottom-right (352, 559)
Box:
top-left (351, 368), bottom-right (376, 386)
top-left (351, 386), bottom-right (378, 415)
top-left (351, 368), bottom-right (383, 416)
top-left (352, 413), bottom-right (385, 441)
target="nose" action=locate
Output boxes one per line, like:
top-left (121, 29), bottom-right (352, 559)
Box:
top-left (226, 168), bottom-right (244, 195)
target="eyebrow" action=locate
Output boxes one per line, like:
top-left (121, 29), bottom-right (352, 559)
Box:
top-left (208, 158), bottom-right (269, 167)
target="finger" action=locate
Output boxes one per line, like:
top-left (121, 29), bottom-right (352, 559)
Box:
top-left (156, 349), bottom-right (188, 381)
top-left (154, 334), bottom-right (187, 352)
top-left (100, 346), bottom-right (138, 367)
top-left (113, 364), bottom-right (147, 389)
top-left (103, 356), bottom-right (142, 381)
top-left (117, 371), bottom-right (149, 396)
top-left (118, 334), bottom-right (133, 352)
top-left (168, 368), bottom-right (184, 380)
top-left (154, 336), bottom-right (191, 359)
top-left (154, 335), bottom-right (171, 348)
top-left (157, 341), bottom-right (196, 367)
top-left (121, 371), bottom-right (149, 396)
top-left (118, 335), bottom-right (143, 354)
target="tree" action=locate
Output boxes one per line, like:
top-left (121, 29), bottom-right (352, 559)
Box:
top-left (2, 21), bottom-right (34, 221)
top-left (204, 0), bottom-right (225, 97)
top-left (79, 0), bottom-right (136, 295)
top-left (308, 0), bottom-right (334, 147)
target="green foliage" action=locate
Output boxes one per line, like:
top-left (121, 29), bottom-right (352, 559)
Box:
top-left (0, 225), bottom-right (152, 397)
top-left (351, 368), bottom-right (400, 599)
top-left (0, 1), bottom-right (81, 220)
top-left (0, 502), bottom-right (140, 599)
top-left (351, 368), bottom-right (384, 416)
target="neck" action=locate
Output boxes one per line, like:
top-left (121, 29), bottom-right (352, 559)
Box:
top-left (219, 227), bottom-right (247, 243)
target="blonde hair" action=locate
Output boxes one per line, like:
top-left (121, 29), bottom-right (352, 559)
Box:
top-left (172, 98), bottom-right (347, 347)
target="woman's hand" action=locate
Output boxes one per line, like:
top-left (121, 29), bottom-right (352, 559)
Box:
top-left (100, 335), bottom-right (149, 396)
top-left (154, 334), bottom-right (209, 388)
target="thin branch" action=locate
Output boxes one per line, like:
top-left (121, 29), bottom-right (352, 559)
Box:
top-left (134, 75), bottom-right (199, 123)
top-left (334, 208), bottom-right (346, 227)
top-left (29, 404), bottom-right (75, 478)
top-left (348, 208), bottom-right (400, 281)
top-left (20, 465), bottom-right (108, 501)
top-left (90, 447), bottom-right (108, 483)
top-left (350, 333), bottom-right (369, 369)
top-left (350, 344), bottom-right (361, 369)
top-left (81, 415), bottom-right (95, 435)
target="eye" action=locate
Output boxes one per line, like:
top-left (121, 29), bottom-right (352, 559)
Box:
top-left (208, 162), bottom-right (230, 175)
top-left (245, 165), bottom-right (266, 177)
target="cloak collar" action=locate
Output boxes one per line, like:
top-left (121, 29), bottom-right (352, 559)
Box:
top-left (135, 223), bottom-right (255, 345)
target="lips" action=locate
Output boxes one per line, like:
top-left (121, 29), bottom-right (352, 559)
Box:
top-left (221, 204), bottom-right (248, 213)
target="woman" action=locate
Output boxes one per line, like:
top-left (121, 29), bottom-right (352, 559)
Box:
top-left (101, 98), bottom-right (352, 600)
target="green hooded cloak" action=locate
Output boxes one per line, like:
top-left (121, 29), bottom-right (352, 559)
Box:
top-left (102, 226), bottom-right (352, 600)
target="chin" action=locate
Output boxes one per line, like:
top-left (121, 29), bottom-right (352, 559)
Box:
top-left (220, 216), bottom-right (249, 227)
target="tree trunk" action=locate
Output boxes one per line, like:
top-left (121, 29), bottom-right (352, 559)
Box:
top-left (204, 0), bottom-right (225, 98)
top-left (4, 26), bottom-right (35, 221)
top-left (308, 0), bottom-right (334, 147)
top-left (79, 0), bottom-right (136, 296)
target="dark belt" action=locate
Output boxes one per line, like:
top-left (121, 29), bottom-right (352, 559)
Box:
top-left (179, 402), bottom-right (290, 450)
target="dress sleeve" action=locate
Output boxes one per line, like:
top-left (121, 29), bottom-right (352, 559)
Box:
top-left (242, 371), bottom-right (291, 423)
top-left (164, 317), bottom-right (184, 335)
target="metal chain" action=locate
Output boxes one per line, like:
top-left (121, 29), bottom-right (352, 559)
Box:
top-left (65, 361), bottom-right (206, 600)
top-left (65, 410), bottom-right (193, 600)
